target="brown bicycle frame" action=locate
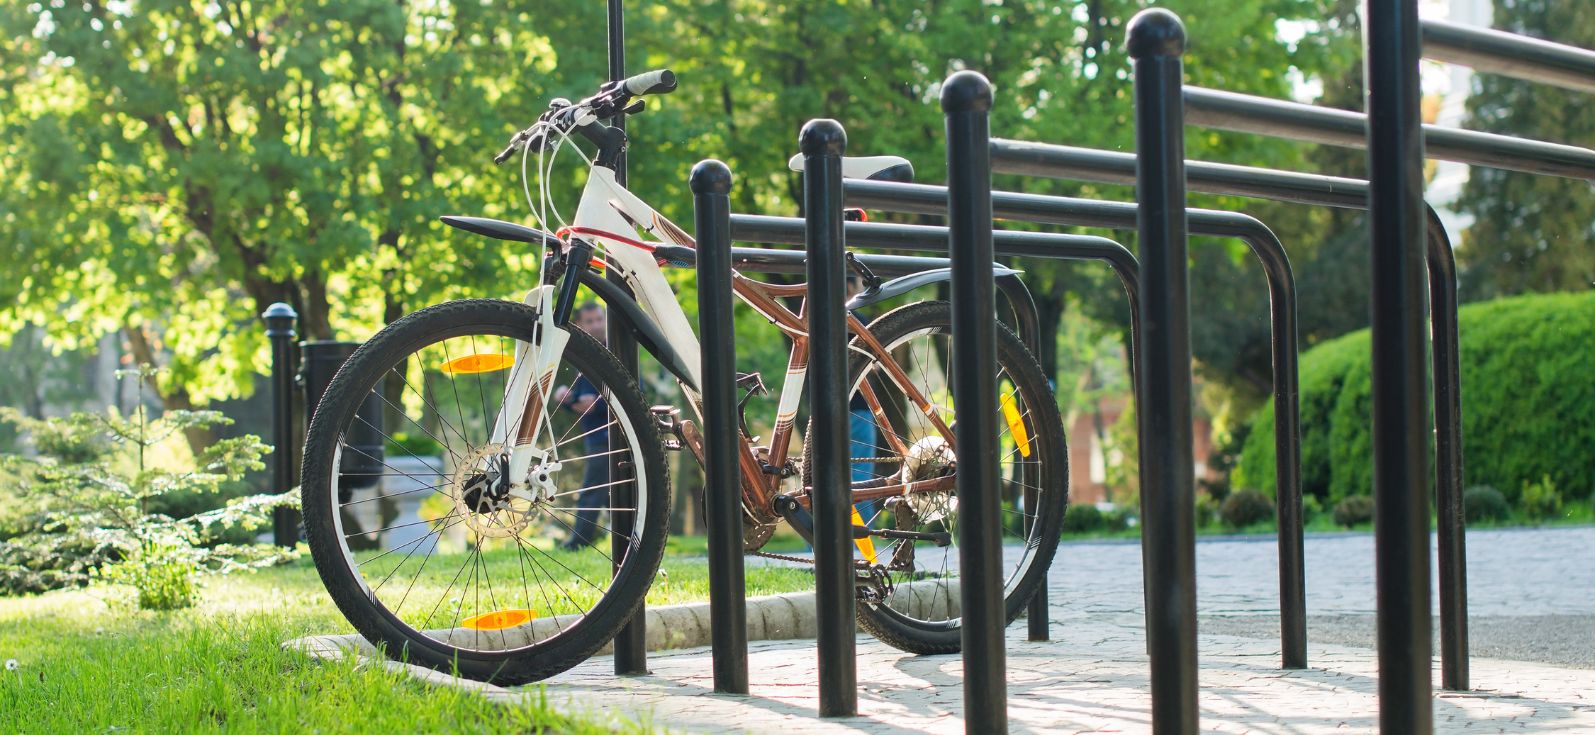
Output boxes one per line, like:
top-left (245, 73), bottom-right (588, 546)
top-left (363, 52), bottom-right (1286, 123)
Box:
top-left (725, 272), bottom-right (958, 522)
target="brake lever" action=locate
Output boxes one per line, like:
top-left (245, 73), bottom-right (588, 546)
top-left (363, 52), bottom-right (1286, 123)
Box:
top-left (493, 129), bottom-right (529, 165)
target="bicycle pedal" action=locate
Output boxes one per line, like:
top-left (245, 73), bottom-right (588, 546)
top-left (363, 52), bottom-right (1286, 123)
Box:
top-left (650, 406), bottom-right (686, 451)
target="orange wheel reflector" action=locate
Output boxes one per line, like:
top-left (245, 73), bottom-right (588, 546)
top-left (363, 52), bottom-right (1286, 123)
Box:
top-left (440, 354), bottom-right (515, 375)
top-left (1000, 392), bottom-right (1031, 458)
top-left (852, 505), bottom-right (878, 565)
top-left (460, 609), bottom-right (537, 631)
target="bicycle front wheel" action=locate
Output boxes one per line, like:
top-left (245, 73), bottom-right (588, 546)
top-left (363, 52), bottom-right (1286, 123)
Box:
top-left (806, 300), bottom-right (1069, 654)
top-left (300, 298), bottom-right (670, 685)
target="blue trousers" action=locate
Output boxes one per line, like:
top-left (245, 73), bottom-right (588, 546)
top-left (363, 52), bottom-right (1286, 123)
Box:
top-left (567, 447), bottom-right (610, 548)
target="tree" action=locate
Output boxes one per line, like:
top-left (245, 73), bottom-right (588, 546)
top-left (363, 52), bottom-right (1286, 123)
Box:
top-left (1454, 0), bottom-right (1595, 301)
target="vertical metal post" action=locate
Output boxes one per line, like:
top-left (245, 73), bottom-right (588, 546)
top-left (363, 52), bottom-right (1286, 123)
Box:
top-left (693, 159), bottom-right (750, 694)
top-left (1263, 245), bottom-right (1308, 671)
top-left (942, 70), bottom-right (1008, 734)
top-left (801, 118), bottom-right (857, 718)
top-left (996, 278), bottom-right (1050, 643)
top-left (263, 302), bottom-right (299, 547)
top-left (606, 0), bottom-right (647, 677)
top-left (1363, 0), bottom-right (1435, 730)
top-left (1426, 212), bottom-right (1468, 692)
top-left (1127, 10), bottom-right (1199, 732)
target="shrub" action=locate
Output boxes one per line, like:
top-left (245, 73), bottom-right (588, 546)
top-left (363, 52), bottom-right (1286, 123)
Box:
top-left (1520, 474), bottom-right (1563, 522)
top-left (1235, 291), bottom-right (1595, 510)
top-left (1301, 494), bottom-right (1323, 524)
top-left (1332, 495), bottom-right (1375, 528)
top-left (1061, 504), bottom-right (1105, 534)
top-left (1463, 485), bottom-right (1510, 524)
top-left (0, 366), bottom-right (297, 604)
top-left (1194, 492), bottom-right (1221, 528)
top-left (1220, 489), bottom-right (1274, 529)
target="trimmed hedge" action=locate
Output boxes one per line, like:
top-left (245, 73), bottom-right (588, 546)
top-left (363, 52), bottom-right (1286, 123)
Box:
top-left (1234, 290), bottom-right (1595, 507)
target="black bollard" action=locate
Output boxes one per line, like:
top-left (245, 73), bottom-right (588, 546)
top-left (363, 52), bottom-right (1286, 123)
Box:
top-left (801, 118), bottom-right (857, 719)
top-left (262, 302), bottom-right (300, 547)
top-left (1127, 9), bottom-right (1199, 732)
top-left (941, 70), bottom-right (1009, 734)
top-left (605, 0), bottom-right (648, 676)
top-left (693, 159), bottom-right (750, 695)
top-left (1363, 0), bottom-right (1434, 731)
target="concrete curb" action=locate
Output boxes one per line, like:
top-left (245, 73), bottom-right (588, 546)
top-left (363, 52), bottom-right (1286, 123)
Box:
top-left (286, 581), bottom-right (960, 661)
top-left (285, 590), bottom-right (828, 663)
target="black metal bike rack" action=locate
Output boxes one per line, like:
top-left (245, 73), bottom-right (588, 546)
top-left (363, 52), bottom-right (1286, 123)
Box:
top-left (1124, 14), bottom-right (1200, 727)
top-left (1088, 6), bottom-right (1595, 731)
top-left (692, 159), bottom-right (749, 695)
top-left (988, 139), bottom-right (1475, 688)
top-left (943, 71), bottom-right (1009, 731)
top-left (840, 181), bottom-right (1307, 672)
top-left (801, 119), bottom-right (859, 718)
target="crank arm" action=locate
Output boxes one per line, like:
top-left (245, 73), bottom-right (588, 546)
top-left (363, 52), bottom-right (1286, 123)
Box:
top-left (855, 526), bottom-right (951, 547)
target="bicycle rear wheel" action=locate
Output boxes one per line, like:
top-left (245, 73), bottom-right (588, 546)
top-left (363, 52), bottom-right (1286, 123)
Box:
top-left (300, 298), bottom-right (669, 684)
top-left (805, 300), bottom-right (1069, 654)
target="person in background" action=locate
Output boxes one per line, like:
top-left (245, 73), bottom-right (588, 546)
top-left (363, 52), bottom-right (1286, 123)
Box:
top-left (846, 274), bottom-right (879, 521)
top-left (551, 303), bottom-right (610, 551)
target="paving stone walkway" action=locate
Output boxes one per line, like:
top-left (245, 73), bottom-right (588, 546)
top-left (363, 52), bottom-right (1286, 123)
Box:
top-left (314, 527), bottom-right (1595, 733)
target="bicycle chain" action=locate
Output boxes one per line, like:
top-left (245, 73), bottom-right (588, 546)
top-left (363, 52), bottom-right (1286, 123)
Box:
top-left (751, 550), bottom-right (817, 566)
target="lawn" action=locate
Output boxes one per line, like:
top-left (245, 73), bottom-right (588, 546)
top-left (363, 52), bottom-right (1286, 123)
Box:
top-left (0, 546), bottom-right (815, 734)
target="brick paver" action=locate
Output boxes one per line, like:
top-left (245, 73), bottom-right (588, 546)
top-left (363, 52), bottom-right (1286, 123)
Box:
top-left (310, 528), bottom-right (1595, 733)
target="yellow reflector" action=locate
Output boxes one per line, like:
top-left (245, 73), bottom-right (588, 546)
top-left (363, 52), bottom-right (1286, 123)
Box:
top-left (852, 505), bottom-right (878, 565)
top-left (460, 609), bottom-right (536, 631)
top-left (441, 353), bottom-right (515, 375)
top-left (1001, 392), bottom-right (1031, 458)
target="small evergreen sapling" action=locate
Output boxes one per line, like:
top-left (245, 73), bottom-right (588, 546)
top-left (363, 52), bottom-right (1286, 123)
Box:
top-left (0, 366), bottom-right (297, 607)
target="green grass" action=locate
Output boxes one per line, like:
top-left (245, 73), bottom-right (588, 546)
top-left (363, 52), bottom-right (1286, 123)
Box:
top-left (0, 549), bottom-right (815, 733)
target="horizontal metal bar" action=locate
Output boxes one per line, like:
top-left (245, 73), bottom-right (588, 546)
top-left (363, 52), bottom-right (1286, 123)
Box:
top-left (730, 214), bottom-right (1134, 264)
top-left (1423, 19), bottom-right (1595, 95)
top-left (1183, 86), bottom-right (1595, 181)
top-left (990, 140), bottom-right (1368, 208)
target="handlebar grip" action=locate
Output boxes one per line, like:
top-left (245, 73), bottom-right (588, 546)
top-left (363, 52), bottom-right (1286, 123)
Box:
top-left (622, 69), bottom-right (677, 96)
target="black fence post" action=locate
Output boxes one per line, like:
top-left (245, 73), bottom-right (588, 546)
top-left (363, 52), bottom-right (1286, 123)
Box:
top-left (263, 302), bottom-right (299, 547)
top-left (801, 118), bottom-right (857, 719)
top-left (942, 70), bottom-right (1009, 734)
top-left (1364, 0), bottom-right (1435, 731)
top-left (693, 159), bottom-right (750, 695)
top-left (1426, 211), bottom-right (1468, 692)
top-left (1127, 10), bottom-right (1199, 732)
top-left (605, 0), bottom-right (648, 676)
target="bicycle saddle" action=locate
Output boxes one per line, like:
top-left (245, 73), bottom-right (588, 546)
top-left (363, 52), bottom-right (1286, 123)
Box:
top-left (786, 154), bottom-right (914, 183)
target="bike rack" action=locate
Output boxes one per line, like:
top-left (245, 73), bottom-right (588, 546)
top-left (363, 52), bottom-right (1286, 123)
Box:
top-left (1082, 7), bottom-right (1595, 731)
top-left (839, 180), bottom-right (1308, 672)
top-left (731, 212), bottom-right (1145, 652)
top-left (986, 138), bottom-right (1472, 686)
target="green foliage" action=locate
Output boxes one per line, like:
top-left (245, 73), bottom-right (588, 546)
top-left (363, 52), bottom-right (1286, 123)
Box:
top-left (1463, 485), bottom-right (1510, 524)
top-left (1, 0), bottom-right (1361, 432)
top-left (385, 431), bottom-right (445, 459)
top-left (1455, 1), bottom-right (1595, 302)
top-left (1061, 504), bottom-right (1106, 534)
top-left (0, 368), bottom-right (295, 603)
top-left (1519, 474), bottom-right (1564, 523)
top-left (1195, 492), bottom-right (1222, 529)
top-left (1332, 495), bottom-right (1374, 528)
top-left (1301, 493), bottom-right (1323, 525)
top-left (1220, 489), bottom-right (1274, 529)
top-left (1236, 291), bottom-right (1595, 508)
top-left (98, 540), bottom-right (200, 611)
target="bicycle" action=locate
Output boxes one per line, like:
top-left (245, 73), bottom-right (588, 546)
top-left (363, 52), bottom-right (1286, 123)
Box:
top-left (299, 69), bottom-right (1070, 685)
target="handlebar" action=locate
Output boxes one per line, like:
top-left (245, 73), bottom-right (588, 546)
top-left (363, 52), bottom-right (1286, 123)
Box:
top-left (493, 69), bottom-right (676, 165)
top-left (621, 69), bottom-right (677, 96)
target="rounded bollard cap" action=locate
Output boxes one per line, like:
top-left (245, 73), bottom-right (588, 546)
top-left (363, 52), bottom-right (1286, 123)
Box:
top-left (689, 159), bottom-right (734, 195)
top-left (262, 302), bottom-right (297, 322)
top-left (1126, 8), bottom-right (1186, 59)
top-left (798, 119), bottom-right (847, 157)
top-left (940, 70), bottom-right (993, 113)
top-left (262, 302), bottom-right (297, 336)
